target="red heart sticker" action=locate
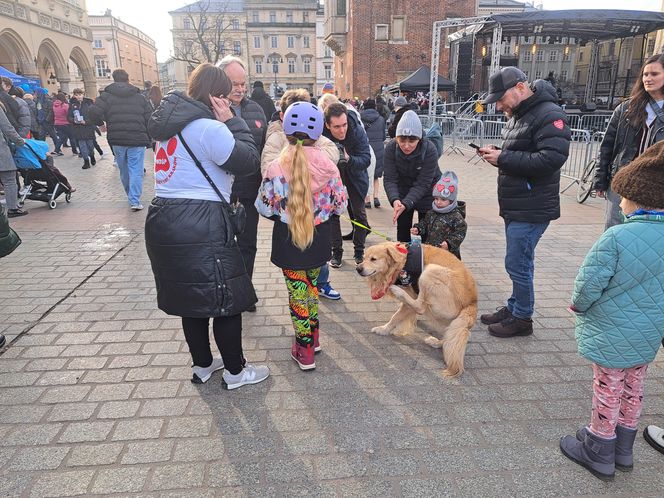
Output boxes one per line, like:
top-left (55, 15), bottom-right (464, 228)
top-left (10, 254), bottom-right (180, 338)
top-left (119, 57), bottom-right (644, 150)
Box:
top-left (553, 119), bottom-right (564, 130)
top-left (436, 185), bottom-right (445, 191)
top-left (255, 120), bottom-right (262, 129)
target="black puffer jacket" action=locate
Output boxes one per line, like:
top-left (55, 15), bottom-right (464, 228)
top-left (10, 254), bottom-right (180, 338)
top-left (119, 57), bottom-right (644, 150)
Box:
top-left (383, 138), bottom-right (441, 212)
top-left (88, 82), bottom-right (152, 147)
top-left (497, 79), bottom-right (571, 223)
top-left (594, 99), bottom-right (664, 191)
top-left (361, 108), bottom-right (386, 176)
top-left (67, 97), bottom-right (98, 140)
top-left (250, 87), bottom-right (277, 126)
top-left (230, 97), bottom-right (266, 201)
top-left (145, 92), bottom-right (259, 318)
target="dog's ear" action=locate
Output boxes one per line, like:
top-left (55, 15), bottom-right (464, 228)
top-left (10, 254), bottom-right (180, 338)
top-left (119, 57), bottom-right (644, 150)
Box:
top-left (386, 243), bottom-right (407, 264)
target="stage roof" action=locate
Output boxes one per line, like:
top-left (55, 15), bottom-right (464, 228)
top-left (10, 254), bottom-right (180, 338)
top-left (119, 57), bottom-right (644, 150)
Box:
top-left (456, 10), bottom-right (664, 42)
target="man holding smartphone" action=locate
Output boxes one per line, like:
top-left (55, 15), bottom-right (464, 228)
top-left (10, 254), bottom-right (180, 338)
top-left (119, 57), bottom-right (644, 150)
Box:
top-left (477, 67), bottom-right (571, 338)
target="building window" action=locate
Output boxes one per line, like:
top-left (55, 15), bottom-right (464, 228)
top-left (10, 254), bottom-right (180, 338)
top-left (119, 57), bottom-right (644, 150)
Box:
top-left (503, 44), bottom-right (511, 55)
top-left (288, 58), bottom-right (296, 73)
top-left (536, 49), bottom-right (544, 62)
top-left (523, 70), bottom-right (529, 79)
top-left (255, 59), bottom-right (263, 74)
top-left (233, 41), bottom-right (241, 55)
top-left (286, 11), bottom-right (293, 23)
top-left (375, 24), bottom-right (389, 41)
top-left (563, 49), bottom-right (571, 62)
top-left (561, 69), bottom-right (568, 81)
top-left (271, 36), bottom-right (278, 48)
top-left (232, 18), bottom-right (240, 30)
top-left (303, 11), bottom-right (309, 23)
top-left (269, 11), bottom-right (276, 23)
top-left (183, 18), bottom-right (192, 29)
top-left (303, 58), bottom-right (311, 73)
top-left (287, 36), bottom-right (294, 48)
top-left (324, 45), bottom-right (332, 57)
top-left (324, 64), bottom-right (332, 80)
top-left (578, 51), bottom-right (583, 62)
top-left (272, 60), bottom-right (279, 74)
top-left (303, 36), bottom-right (310, 48)
top-left (523, 51), bottom-right (532, 62)
top-left (647, 38), bottom-right (656, 55)
top-left (93, 39), bottom-right (102, 49)
top-left (95, 58), bottom-right (108, 77)
top-left (549, 51), bottom-right (558, 62)
top-left (337, 0), bottom-right (346, 16)
top-left (252, 11), bottom-right (259, 23)
top-left (218, 41), bottom-right (225, 54)
top-left (392, 16), bottom-right (405, 41)
top-left (576, 70), bottom-right (581, 82)
top-left (340, 60), bottom-right (344, 77)
top-left (254, 36), bottom-right (261, 48)
top-left (535, 70), bottom-right (542, 79)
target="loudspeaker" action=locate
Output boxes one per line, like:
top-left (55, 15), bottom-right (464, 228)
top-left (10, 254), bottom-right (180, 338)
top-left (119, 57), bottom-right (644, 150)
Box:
top-left (581, 102), bottom-right (597, 112)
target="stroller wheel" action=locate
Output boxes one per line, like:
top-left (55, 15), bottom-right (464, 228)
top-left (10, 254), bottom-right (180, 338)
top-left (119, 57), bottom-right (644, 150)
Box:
top-left (17, 200), bottom-right (24, 208)
top-left (49, 200), bottom-right (57, 209)
top-left (65, 193), bottom-right (71, 203)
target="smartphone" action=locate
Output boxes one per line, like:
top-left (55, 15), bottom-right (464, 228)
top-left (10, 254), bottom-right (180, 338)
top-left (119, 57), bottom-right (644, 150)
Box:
top-left (468, 143), bottom-right (480, 150)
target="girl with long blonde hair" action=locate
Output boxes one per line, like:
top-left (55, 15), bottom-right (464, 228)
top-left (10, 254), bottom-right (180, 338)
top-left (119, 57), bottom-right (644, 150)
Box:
top-left (256, 102), bottom-right (347, 370)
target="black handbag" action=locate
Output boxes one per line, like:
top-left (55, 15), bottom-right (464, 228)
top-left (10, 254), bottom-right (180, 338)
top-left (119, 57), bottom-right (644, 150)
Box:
top-left (0, 204), bottom-right (21, 258)
top-left (177, 132), bottom-right (246, 235)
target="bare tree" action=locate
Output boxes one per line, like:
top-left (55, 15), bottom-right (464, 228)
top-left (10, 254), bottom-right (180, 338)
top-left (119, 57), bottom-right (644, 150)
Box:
top-left (172, 0), bottom-right (238, 68)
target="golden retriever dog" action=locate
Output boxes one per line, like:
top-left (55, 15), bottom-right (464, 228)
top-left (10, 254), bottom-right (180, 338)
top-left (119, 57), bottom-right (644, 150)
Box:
top-left (356, 242), bottom-right (477, 377)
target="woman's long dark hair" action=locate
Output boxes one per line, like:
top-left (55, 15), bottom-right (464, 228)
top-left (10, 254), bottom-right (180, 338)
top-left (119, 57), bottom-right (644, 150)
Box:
top-left (625, 54), bottom-right (664, 129)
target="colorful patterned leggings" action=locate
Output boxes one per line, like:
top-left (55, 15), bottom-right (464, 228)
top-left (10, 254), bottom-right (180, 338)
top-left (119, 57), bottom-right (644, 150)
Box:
top-left (282, 268), bottom-right (320, 346)
top-left (590, 363), bottom-right (649, 438)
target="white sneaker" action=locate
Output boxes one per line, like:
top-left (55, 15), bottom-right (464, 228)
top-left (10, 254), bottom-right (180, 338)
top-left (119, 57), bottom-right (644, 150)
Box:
top-left (191, 357), bottom-right (224, 384)
top-left (222, 364), bottom-right (270, 390)
top-left (130, 204), bottom-right (144, 211)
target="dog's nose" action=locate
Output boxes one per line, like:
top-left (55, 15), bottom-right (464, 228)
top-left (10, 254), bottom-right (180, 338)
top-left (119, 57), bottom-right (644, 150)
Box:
top-left (355, 264), bottom-right (364, 274)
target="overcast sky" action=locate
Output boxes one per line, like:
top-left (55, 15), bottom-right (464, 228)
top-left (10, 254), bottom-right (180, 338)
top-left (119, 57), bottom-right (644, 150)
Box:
top-left (86, 0), bottom-right (664, 63)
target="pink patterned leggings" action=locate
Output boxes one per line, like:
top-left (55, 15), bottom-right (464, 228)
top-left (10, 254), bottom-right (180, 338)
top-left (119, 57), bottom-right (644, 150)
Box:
top-left (590, 363), bottom-right (649, 438)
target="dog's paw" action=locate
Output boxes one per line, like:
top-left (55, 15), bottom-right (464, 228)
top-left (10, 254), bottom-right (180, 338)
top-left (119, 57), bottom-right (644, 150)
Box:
top-left (372, 325), bottom-right (390, 335)
top-left (424, 335), bottom-right (443, 348)
top-left (389, 285), bottom-right (407, 300)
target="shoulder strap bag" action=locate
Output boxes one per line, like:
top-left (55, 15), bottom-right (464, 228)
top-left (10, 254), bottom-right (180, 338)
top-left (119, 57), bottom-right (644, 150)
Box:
top-left (177, 132), bottom-right (246, 235)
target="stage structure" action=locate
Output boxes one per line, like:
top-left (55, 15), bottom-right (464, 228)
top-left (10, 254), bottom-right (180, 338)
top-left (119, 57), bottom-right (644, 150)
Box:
top-left (428, 10), bottom-right (664, 117)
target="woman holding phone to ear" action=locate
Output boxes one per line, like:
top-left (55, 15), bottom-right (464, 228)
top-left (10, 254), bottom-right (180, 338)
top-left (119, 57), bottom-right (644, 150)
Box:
top-left (146, 63), bottom-right (270, 391)
top-left (594, 54), bottom-right (664, 229)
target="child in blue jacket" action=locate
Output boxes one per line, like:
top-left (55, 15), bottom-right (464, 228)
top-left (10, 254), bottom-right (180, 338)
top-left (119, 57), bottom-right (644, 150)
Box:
top-left (560, 141), bottom-right (664, 481)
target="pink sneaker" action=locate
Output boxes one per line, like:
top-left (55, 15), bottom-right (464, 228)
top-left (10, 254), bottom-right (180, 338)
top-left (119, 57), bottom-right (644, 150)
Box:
top-left (291, 341), bottom-right (316, 371)
top-left (313, 329), bottom-right (321, 354)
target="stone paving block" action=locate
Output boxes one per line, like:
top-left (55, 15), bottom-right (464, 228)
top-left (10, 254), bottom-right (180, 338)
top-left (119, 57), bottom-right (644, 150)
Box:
top-left (455, 474), bottom-right (518, 498)
top-left (280, 431), bottom-right (330, 456)
top-left (28, 470), bottom-right (95, 497)
top-left (366, 452), bottom-right (421, 477)
top-left (0, 473), bottom-right (32, 497)
top-left (100, 342), bottom-right (142, 355)
top-left (206, 461), bottom-right (261, 487)
top-left (90, 466), bottom-right (150, 494)
top-left (94, 330), bottom-right (136, 342)
top-left (140, 398), bottom-right (190, 417)
top-left (54, 332), bottom-right (99, 345)
top-left (331, 429), bottom-right (381, 453)
top-left (58, 421), bottom-right (115, 443)
top-left (21, 358), bottom-right (66, 372)
top-left (263, 457), bottom-right (315, 483)
top-left (151, 353), bottom-right (191, 366)
top-left (97, 400), bottom-right (141, 419)
top-left (111, 418), bottom-right (164, 440)
top-left (1, 404), bottom-right (50, 423)
top-left (148, 463), bottom-right (205, 491)
top-left (0, 424), bottom-right (63, 446)
top-left (399, 478), bottom-right (457, 498)
top-left (125, 366), bottom-right (168, 381)
top-left (109, 355), bottom-right (151, 368)
top-left (39, 385), bottom-right (91, 403)
top-left (1, 386), bottom-right (46, 404)
top-left (172, 437), bottom-right (225, 462)
top-left (88, 383), bottom-right (136, 401)
top-left (66, 357), bottom-right (108, 370)
top-left (60, 344), bottom-right (104, 357)
top-left (132, 381), bottom-right (181, 399)
top-left (36, 370), bottom-right (84, 386)
top-left (80, 369), bottom-right (127, 384)
top-left (164, 417), bottom-right (213, 438)
top-left (65, 442), bottom-right (124, 467)
top-left (141, 341), bottom-right (182, 354)
top-left (0, 372), bottom-right (40, 387)
top-left (7, 446), bottom-right (69, 471)
top-left (315, 454), bottom-right (368, 480)
top-left (121, 439), bottom-right (175, 464)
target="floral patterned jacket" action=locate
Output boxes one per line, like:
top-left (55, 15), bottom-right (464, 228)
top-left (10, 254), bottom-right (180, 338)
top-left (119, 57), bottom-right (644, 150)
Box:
top-left (255, 145), bottom-right (347, 225)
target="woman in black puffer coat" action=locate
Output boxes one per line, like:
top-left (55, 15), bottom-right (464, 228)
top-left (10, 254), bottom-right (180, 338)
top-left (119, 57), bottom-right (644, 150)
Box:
top-left (361, 98), bottom-right (386, 207)
top-left (383, 110), bottom-right (441, 242)
top-left (146, 63), bottom-right (269, 390)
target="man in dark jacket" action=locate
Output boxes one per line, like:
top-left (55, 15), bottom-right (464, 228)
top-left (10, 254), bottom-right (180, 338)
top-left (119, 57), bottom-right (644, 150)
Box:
top-left (89, 69), bottom-right (153, 210)
top-left (250, 81), bottom-right (277, 124)
top-left (0, 77), bottom-right (21, 131)
top-left (219, 56), bottom-right (267, 309)
top-left (478, 67), bottom-right (571, 338)
top-left (323, 102), bottom-right (372, 266)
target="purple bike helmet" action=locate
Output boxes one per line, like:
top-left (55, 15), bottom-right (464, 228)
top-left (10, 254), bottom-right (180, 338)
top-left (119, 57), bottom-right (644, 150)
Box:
top-left (283, 102), bottom-right (324, 141)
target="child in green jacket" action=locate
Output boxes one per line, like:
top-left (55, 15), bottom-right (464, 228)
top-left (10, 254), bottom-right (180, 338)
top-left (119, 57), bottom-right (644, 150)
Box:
top-left (560, 141), bottom-right (664, 481)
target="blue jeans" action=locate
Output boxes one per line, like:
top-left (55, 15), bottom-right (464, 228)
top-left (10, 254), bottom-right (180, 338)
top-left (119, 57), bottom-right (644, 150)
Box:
top-left (318, 263), bottom-right (330, 288)
top-left (113, 145), bottom-right (145, 206)
top-left (504, 219), bottom-right (549, 319)
top-left (77, 139), bottom-right (94, 160)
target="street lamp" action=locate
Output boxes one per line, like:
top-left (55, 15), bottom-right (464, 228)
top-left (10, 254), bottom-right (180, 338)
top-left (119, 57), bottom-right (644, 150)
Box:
top-left (270, 56), bottom-right (283, 98)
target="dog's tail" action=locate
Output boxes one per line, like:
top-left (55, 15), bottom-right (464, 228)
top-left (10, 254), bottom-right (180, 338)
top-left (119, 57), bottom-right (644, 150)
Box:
top-left (441, 304), bottom-right (476, 378)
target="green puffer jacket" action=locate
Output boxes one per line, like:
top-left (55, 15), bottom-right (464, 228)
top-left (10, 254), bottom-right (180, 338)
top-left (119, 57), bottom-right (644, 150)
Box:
top-left (572, 213), bottom-right (664, 368)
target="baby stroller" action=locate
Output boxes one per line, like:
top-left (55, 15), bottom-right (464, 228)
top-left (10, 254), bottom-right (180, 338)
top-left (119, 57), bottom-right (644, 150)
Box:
top-left (13, 139), bottom-right (73, 210)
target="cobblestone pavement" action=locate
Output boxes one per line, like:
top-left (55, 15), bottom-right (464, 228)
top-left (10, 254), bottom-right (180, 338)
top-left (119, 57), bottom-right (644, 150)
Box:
top-left (1, 138), bottom-right (662, 497)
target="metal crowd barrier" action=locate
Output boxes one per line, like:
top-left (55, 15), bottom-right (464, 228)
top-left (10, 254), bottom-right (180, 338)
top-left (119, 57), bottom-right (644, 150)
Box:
top-left (560, 129), bottom-right (592, 194)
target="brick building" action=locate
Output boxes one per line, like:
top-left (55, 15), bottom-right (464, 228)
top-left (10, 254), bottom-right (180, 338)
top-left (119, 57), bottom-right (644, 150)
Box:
top-left (323, 0), bottom-right (477, 99)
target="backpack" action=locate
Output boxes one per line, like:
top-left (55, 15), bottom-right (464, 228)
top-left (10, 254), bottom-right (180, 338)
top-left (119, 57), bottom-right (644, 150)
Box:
top-left (425, 122), bottom-right (443, 158)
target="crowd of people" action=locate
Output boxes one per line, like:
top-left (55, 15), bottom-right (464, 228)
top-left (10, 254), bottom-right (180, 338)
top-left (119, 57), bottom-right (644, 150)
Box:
top-left (1, 53), bottom-right (664, 479)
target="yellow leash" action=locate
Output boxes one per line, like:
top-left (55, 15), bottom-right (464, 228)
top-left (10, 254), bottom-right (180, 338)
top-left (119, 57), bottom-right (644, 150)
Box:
top-left (340, 215), bottom-right (393, 242)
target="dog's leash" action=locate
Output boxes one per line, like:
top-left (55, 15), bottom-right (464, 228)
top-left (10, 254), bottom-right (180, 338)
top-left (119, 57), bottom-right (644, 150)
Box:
top-left (340, 215), bottom-right (394, 242)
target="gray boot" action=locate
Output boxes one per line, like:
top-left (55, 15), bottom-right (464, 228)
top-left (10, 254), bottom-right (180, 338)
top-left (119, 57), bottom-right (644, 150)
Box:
top-left (560, 429), bottom-right (616, 481)
top-left (576, 425), bottom-right (637, 471)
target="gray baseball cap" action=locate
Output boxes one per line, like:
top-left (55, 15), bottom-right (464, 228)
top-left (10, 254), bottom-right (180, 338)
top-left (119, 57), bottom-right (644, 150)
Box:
top-left (482, 67), bottom-right (528, 104)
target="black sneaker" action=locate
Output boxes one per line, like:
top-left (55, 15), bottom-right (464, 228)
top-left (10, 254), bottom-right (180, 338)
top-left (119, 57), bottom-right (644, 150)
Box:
top-left (374, 197), bottom-right (381, 208)
top-left (480, 306), bottom-right (512, 325)
top-left (354, 252), bottom-right (364, 265)
top-left (488, 316), bottom-right (533, 338)
top-left (7, 208), bottom-right (28, 218)
top-left (329, 255), bottom-right (343, 268)
top-left (342, 231), bottom-right (354, 241)
top-left (365, 201), bottom-right (372, 209)
top-left (0, 333), bottom-right (5, 349)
